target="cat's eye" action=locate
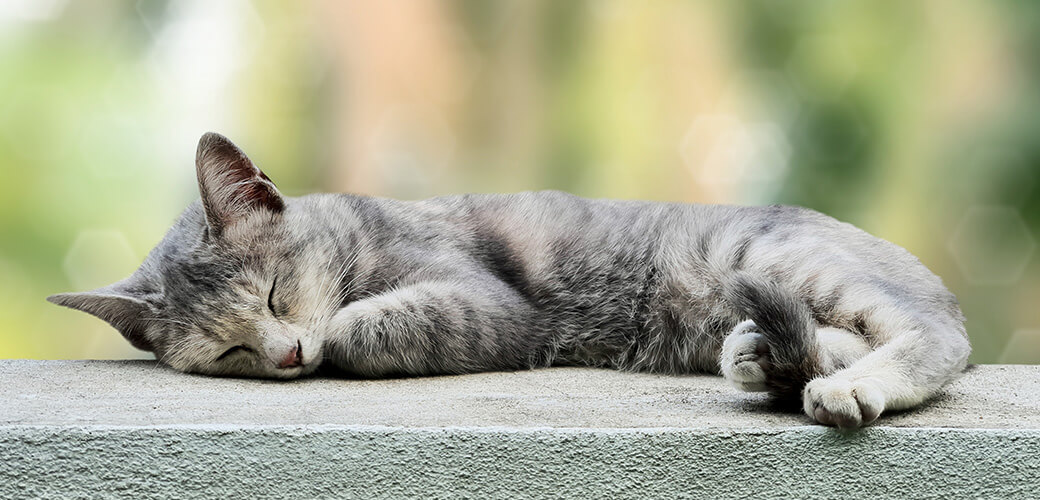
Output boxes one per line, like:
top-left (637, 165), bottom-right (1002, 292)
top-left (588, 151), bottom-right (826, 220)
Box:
top-left (216, 345), bottom-right (253, 361)
top-left (267, 277), bottom-right (278, 316)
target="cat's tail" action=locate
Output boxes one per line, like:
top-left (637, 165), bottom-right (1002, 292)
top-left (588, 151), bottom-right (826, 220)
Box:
top-left (721, 271), bottom-right (822, 401)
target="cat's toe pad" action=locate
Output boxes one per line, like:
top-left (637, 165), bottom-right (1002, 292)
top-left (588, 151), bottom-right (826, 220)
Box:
top-left (803, 377), bottom-right (884, 429)
top-left (720, 321), bottom-right (771, 392)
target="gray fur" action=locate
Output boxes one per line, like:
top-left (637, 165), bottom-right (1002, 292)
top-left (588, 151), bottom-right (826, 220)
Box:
top-left (48, 132), bottom-right (971, 428)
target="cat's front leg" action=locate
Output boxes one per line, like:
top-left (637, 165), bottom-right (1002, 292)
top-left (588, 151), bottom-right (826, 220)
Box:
top-left (321, 278), bottom-right (546, 376)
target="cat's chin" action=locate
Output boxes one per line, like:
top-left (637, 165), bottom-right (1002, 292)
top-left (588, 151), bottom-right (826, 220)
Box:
top-left (175, 360), bottom-right (322, 380)
top-left (270, 363), bottom-right (321, 379)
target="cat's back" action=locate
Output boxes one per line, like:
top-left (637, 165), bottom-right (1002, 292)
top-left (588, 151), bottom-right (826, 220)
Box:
top-left (417, 190), bottom-right (688, 238)
top-left (297, 189), bottom-right (749, 258)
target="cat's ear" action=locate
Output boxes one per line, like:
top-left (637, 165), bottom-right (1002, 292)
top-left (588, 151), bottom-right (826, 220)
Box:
top-left (47, 276), bottom-right (161, 352)
top-left (195, 132), bottom-right (285, 236)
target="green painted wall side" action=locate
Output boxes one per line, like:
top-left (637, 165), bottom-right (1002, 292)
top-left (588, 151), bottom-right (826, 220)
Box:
top-left (3, 426), bottom-right (1037, 499)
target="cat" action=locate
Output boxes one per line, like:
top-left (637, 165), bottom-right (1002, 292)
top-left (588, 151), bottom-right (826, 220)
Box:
top-left (48, 132), bottom-right (971, 429)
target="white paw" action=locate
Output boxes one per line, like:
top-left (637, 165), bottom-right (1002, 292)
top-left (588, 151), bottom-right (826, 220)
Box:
top-left (720, 320), bottom-right (771, 392)
top-left (803, 376), bottom-right (885, 429)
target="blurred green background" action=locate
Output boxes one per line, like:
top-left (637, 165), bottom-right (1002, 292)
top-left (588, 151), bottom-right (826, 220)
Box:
top-left (1, 1), bottom-right (1037, 363)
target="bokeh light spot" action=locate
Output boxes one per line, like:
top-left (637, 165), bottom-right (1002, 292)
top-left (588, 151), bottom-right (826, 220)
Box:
top-left (62, 230), bottom-right (139, 291)
top-left (679, 115), bottom-right (790, 195)
top-left (999, 329), bottom-right (1040, 364)
top-left (948, 206), bottom-right (1036, 286)
top-left (0, 0), bottom-right (67, 23)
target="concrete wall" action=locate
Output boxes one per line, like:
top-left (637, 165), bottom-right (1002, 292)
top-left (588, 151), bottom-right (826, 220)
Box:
top-left (2, 361), bottom-right (1038, 499)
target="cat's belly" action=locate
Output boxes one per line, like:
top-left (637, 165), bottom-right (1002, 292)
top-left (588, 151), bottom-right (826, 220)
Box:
top-left (547, 275), bottom-right (739, 375)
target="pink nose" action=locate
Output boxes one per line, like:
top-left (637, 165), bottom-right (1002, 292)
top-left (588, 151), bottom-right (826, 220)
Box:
top-left (277, 341), bottom-right (303, 369)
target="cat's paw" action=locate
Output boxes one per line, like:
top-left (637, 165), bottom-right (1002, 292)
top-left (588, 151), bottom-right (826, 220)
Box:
top-left (720, 320), bottom-right (771, 392)
top-left (803, 376), bottom-right (884, 429)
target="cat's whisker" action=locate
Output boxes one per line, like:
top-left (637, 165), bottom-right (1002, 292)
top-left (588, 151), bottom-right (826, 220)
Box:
top-left (328, 251), bottom-right (361, 303)
top-left (308, 247), bottom-right (362, 331)
top-left (305, 252), bottom-right (341, 329)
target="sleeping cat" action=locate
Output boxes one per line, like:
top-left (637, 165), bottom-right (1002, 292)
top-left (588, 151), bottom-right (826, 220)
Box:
top-left (48, 132), bottom-right (970, 429)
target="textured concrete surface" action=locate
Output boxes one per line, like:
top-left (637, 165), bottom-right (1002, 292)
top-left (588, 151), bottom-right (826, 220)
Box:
top-left (1, 361), bottom-right (1038, 499)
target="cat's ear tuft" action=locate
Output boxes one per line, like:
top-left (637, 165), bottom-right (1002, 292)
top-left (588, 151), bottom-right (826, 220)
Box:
top-left (195, 132), bottom-right (285, 236)
top-left (47, 279), bottom-right (160, 352)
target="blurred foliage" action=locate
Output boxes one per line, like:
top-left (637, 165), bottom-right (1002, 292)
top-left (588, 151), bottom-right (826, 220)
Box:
top-left (0, 0), bottom-right (1037, 363)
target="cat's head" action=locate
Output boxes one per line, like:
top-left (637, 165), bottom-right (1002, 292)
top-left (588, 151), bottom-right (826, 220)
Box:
top-left (48, 133), bottom-right (331, 379)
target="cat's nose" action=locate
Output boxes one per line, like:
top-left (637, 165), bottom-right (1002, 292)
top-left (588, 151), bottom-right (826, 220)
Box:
top-left (277, 341), bottom-right (303, 369)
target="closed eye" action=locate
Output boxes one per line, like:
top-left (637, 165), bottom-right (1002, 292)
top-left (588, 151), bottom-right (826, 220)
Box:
top-left (216, 345), bottom-right (253, 361)
top-left (267, 277), bottom-right (278, 316)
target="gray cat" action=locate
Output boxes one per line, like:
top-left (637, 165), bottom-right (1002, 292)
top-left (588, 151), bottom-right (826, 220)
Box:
top-left (49, 132), bottom-right (970, 429)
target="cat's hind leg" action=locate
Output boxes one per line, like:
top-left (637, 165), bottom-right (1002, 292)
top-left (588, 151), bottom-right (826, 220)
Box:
top-left (721, 271), bottom-right (970, 428)
top-left (721, 322), bottom-right (870, 392)
top-left (719, 320), bottom-right (770, 392)
top-left (802, 305), bottom-right (969, 428)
